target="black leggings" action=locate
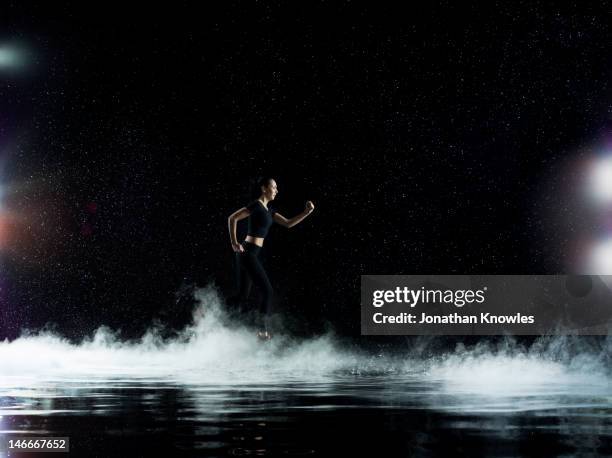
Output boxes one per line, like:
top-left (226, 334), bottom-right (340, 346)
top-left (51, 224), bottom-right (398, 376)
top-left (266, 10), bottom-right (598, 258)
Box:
top-left (230, 240), bottom-right (274, 330)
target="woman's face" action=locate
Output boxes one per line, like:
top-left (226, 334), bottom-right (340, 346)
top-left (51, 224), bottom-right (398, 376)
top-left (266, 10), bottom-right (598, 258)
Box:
top-left (262, 179), bottom-right (278, 200)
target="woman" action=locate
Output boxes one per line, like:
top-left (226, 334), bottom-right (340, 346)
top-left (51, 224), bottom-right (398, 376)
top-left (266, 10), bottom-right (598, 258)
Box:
top-left (227, 177), bottom-right (315, 340)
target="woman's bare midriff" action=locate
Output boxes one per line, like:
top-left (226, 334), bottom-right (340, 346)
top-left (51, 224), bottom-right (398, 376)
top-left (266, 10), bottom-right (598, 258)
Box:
top-left (245, 235), bottom-right (265, 247)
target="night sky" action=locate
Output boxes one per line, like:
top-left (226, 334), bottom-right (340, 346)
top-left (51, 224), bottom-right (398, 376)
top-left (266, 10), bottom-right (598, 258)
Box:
top-left (0, 2), bottom-right (610, 341)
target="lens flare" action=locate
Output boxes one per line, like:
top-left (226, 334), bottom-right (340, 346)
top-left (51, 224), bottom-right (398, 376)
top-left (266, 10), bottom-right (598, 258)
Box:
top-left (585, 237), bottom-right (612, 274)
top-left (586, 154), bottom-right (612, 204)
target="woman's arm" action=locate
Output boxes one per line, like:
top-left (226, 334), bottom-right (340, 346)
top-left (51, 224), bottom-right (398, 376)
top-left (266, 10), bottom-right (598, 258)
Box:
top-left (273, 201), bottom-right (315, 228)
top-left (228, 207), bottom-right (250, 251)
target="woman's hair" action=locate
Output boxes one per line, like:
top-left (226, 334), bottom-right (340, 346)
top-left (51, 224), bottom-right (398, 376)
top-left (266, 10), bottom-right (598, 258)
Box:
top-left (250, 176), bottom-right (274, 198)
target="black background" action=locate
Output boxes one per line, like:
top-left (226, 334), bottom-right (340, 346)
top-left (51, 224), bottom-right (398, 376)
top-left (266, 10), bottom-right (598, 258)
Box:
top-left (0, 1), bottom-right (610, 340)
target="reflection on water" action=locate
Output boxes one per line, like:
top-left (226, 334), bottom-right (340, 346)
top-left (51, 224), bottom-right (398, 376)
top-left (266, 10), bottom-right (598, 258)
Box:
top-left (1, 371), bottom-right (612, 457)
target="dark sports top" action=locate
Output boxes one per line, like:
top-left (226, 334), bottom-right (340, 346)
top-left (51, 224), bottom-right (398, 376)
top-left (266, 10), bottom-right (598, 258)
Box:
top-left (246, 200), bottom-right (276, 238)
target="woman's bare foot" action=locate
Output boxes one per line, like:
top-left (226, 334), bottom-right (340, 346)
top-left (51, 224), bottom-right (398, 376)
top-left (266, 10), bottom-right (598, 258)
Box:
top-left (256, 330), bottom-right (272, 341)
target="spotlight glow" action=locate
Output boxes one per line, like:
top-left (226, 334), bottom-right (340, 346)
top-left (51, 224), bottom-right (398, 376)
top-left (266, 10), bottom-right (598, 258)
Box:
top-left (586, 155), bottom-right (612, 204)
top-left (585, 237), bottom-right (612, 274)
top-left (0, 45), bottom-right (26, 69)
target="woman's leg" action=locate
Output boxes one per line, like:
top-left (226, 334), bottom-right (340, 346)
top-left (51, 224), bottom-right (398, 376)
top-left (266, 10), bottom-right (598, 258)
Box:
top-left (228, 251), bottom-right (253, 313)
top-left (242, 253), bottom-right (274, 332)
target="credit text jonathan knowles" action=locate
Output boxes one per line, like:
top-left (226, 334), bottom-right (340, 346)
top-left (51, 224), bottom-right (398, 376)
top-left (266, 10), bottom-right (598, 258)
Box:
top-left (371, 286), bottom-right (535, 324)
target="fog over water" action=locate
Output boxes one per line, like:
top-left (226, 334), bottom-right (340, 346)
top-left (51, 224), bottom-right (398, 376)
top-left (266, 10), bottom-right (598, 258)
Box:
top-left (0, 285), bottom-right (610, 415)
